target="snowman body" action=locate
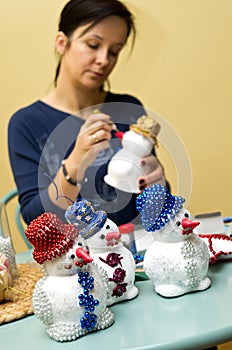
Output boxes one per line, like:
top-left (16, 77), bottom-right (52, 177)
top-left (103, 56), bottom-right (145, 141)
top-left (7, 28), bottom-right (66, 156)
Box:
top-left (144, 209), bottom-right (211, 298)
top-left (104, 130), bottom-right (154, 193)
top-left (85, 218), bottom-right (138, 306)
top-left (32, 238), bottom-right (114, 342)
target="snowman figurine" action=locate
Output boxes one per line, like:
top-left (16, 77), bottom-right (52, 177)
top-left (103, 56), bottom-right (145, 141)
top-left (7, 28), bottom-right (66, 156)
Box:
top-left (136, 184), bottom-right (211, 298)
top-left (104, 115), bottom-right (161, 193)
top-left (25, 213), bottom-right (114, 342)
top-left (65, 199), bottom-right (138, 306)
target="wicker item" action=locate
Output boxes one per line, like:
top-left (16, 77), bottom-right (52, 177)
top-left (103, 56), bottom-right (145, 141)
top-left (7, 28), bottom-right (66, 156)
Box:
top-left (0, 263), bottom-right (43, 325)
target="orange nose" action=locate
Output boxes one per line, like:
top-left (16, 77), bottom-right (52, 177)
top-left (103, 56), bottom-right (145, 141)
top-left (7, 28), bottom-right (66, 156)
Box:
top-left (181, 218), bottom-right (200, 230)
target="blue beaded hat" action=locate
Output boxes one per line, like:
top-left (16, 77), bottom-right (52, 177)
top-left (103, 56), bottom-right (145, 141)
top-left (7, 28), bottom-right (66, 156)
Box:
top-left (65, 199), bottom-right (107, 239)
top-left (136, 184), bottom-right (185, 232)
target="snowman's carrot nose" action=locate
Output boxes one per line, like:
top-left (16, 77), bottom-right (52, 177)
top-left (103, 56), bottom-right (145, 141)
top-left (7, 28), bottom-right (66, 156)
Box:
top-left (181, 218), bottom-right (200, 230)
top-left (75, 247), bottom-right (93, 264)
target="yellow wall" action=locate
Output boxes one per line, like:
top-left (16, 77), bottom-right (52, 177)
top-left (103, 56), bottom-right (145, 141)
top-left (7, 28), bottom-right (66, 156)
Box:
top-left (1, 0), bottom-right (232, 251)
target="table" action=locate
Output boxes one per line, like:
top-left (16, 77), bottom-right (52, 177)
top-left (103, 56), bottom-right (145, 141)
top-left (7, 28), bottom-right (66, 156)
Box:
top-left (1, 250), bottom-right (232, 350)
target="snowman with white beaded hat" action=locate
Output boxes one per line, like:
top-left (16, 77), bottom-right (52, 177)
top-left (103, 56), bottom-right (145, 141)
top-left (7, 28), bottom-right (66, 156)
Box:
top-left (136, 184), bottom-right (211, 298)
top-left (65, 199), bottom-right (138, 306)
top-left (25, 212), bottom-right (114, 342)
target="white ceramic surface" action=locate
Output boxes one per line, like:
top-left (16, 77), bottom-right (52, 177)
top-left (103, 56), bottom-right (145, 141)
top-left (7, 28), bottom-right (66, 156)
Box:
top-left (104, 130), bottom-right (154, 193)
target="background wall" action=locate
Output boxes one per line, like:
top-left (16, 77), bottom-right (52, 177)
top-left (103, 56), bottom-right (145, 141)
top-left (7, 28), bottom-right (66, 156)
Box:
top-left (1, 0), bottom-right (232, 251)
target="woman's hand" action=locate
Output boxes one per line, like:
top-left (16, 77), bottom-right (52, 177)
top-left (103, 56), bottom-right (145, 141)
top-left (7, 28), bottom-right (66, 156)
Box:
top-left (138, 154), bottom-right (166, 192)
top-left (65, 111), bottom-right (113, 180)
top-left (48, 111), bottom-right (114, 209)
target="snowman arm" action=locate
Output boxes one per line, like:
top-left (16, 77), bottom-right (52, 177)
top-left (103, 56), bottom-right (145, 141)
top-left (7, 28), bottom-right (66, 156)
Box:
top-left (32, 278), bottom-right (53, 325)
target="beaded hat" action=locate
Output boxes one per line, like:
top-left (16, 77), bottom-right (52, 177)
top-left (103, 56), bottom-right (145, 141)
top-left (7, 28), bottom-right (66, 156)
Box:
top-left (136, 184), bottom-right (185, 232)
top-left (130, 115), bottom-right (161, 144)
top-left (65, 199), bottom-right (107, 239)
top-left (25, 213), bottom-right (79, 264)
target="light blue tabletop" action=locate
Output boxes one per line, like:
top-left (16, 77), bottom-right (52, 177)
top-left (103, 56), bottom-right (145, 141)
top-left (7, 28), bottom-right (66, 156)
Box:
top-left (1, 250), bottom-right (232, 350)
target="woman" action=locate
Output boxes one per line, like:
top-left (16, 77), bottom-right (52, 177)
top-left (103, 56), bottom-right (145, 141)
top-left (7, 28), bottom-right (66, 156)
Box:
top-left (8, 0), bottom-right (166, 226)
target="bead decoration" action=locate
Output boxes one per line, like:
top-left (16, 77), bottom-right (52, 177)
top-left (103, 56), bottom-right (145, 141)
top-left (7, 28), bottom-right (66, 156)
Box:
top-left (78, 271), bottom-right (99, 331)
top-left (187, 276), bottom-right (199, 289)
top-left (136, 184), bottom-right (185, 232)
top-left (99, 253), bottom-right (123, 267)
top-left (33, 277), bottom-right (53, 325)
top-left (199, 233), bottom-right (232, 264)
top-left (181, 241), bottom-right (195, 259)
top-left (133, 254), bottom-right (144, 264)
top-left (99, 253), bottom-right (128, 297)
top-left (65, 199), bottom-right (107, 239)
top-left (25, 213), bottom-right (79, 264)
top-left (0, 237), bottom-right (17, 274)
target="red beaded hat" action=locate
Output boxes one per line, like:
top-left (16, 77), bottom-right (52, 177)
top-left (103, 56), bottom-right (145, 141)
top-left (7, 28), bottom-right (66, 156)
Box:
top-left (25, 212), bottom-right (79, 264)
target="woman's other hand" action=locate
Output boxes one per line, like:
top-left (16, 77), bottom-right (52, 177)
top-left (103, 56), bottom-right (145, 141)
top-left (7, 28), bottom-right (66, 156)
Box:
top-left (138, 154), bottom-right (166, 192)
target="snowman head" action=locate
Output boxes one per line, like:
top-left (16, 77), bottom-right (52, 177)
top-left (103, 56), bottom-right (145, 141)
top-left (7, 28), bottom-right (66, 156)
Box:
top-left (122, 130), bottom-right (154, 157)
top-left (25, 212), bottom-right (93, 275)
top-left (85, 218), bottom-right (122, 251)
top-left (136, 185), bottom-right (200, 241)
top-left (43, 236), bottom-right (93, 276)
top-left (155, 208), bottom-right (198, 242)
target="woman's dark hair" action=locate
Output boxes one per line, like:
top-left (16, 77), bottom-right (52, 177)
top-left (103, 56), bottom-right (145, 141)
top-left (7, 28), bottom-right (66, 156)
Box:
top-left (54, 0), bottom-right (136, 85)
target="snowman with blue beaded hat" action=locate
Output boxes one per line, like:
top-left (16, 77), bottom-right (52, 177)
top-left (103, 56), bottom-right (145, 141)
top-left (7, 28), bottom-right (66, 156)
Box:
top-left (136, 184), bottom-right (211, 298)
top-left (25, 212), bottom-right (114, 342)
top-left (65, 199), bottom-right (138, 306)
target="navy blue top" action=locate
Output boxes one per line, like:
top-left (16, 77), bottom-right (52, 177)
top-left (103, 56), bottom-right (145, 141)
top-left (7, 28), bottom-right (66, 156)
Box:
top-left (8, 92), bottom-right (146, 225)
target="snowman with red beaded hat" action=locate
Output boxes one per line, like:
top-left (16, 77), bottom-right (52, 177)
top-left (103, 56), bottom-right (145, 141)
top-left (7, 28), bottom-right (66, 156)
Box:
top-left (25, 212), bottom-right (114, 342)
top-left (65, 199), bottom-right (138, 306)
top-left (136, 184), bottom-right (211, 298)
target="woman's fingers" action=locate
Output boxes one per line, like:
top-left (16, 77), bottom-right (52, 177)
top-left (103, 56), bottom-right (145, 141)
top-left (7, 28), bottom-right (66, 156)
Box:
top-left (138, 155), bottom-right (166, 191)
top-left (90, 128), bottom-right (112, 145)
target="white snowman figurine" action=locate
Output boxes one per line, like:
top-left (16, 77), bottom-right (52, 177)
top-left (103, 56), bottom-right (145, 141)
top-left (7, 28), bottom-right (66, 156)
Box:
top-left (136, 184), bottom-right (211, 298)
top-left (65, 199), bottom-right (138, 306)
top-left (104, 115), bottom-right (161, 193)
top-left (25, 212), bottom-right (114, 342)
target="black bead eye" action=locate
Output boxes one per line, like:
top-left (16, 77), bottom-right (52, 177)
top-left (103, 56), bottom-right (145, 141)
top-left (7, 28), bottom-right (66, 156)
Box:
top-left (70, 254), bottom-right (75, 259)
top-left (176, 221), bottom-right (181, 226)
top-left (100, 234), bottom-right (105, 240)
top-left (184, 213), bottom-right (189, 218)
top-left (78, 242), bottom-right (82, 246)
top-left (106, 225), bottom-right (110, 229)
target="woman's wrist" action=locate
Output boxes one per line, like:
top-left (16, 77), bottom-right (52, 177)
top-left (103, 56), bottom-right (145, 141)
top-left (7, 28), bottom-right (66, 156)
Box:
top-left (61, 159), bottom-right (87, 188)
